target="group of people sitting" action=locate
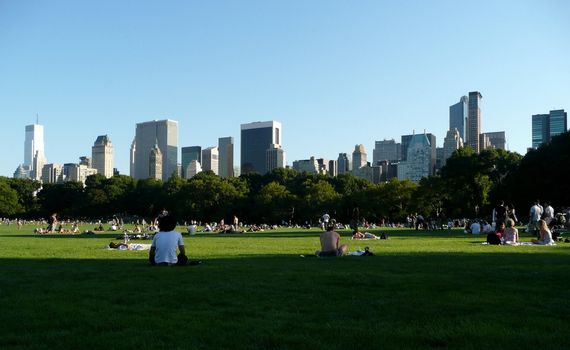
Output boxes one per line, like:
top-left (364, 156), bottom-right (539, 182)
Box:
top-left (486, 219), bottom-right (554, 245)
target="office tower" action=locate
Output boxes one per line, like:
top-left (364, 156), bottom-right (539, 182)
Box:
top-left (532, 109), bottom-right (568, 148)
top-left (481, 131), bottom-right (506, 150)
top-left (186, 160), bottom-right (202, 178)
top-left (435, 147), bottom-right (444, 172)
top-left (32, 150), bottom-right (46, 181)
top-left (241, 121), bottom-right (283, 174)
top-left (549, 109), bottom-right (568, 137)
top-left (202, 147), bottom-right (219, 175)
top-left (133, 119), bottom-right (178, 181)
top-left (218, 137), bottom-right (234, 178)
top-left (337, 153), bottom-right (350, 175)
top-left (181, 146), bottom-right (202, 179)
top-left (91, 135), bottom-right (114, 178)
top-left (24, 123), bottom-right (45, 170)
top-left (63, 163), bottom-right (97, 184)
top-left (42, 163), bottom-right (63, 184)
top-left (79, 156), bottom-right (91, 167)
top-left (398, 133), bottom-right (432, 183)
top-left (401, 133), bottom-right (436, 175)
top-left (378, 160), bottom-right (398, 182)
top-left (316, 158), bottom-right (329, 175)
top-left (467, 91), bottom-right (482, 153)
top-left (373, 139), bottom-right (401, 164)
top-left (293, 157), bottom-right (319, 174)
top-left (449, 96), bottom-right (468, 141)
top-left (328, 160), bottom-right (337, 177)
top-left (149, 142), bottom-right (163, 180)
top-left (352, 144), bottom-right (367, 171)
top-left (129, 138), bottom-right (136, 177)
top-left (443, 128), bottom-right (463, 166)
top-left (266, 144), bottom-right (285, 173)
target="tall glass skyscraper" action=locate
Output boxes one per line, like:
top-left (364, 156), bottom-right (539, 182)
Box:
top-left (133, 119), bottom-right (178, 181)
top-left (24, 123), bottom-right (45, 171)
top-left (218, 136), bottom-right (234, 177)
top-left (449, 95), bottom-right (468, 141)
top-left (240, 121), bottom-right (283, 174)
top-left (467, 91), bottom-right (482, 153)
top-left (181, 146), bottom-right (202, 179)
top-left (532, 109), bottom-right (567, 148)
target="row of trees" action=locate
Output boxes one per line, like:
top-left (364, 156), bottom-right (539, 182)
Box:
top-left (1, 132), bottom-right (568, 224)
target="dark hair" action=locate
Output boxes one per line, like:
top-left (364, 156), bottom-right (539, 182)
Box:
top-left (326, 223), bottom-right (335, 231)
top-left (157, 214), bottom-right (177, 232)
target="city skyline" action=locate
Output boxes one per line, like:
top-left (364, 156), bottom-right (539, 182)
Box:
top-left (1, 1), bottom-right (569, 177)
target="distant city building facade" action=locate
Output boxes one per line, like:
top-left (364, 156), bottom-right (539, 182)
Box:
top-left (41, 163), bottom-right (64, 184)
top-left (442, 128), bottom-right (463, 167)
top-left (373, 139), bottom-right (401, 164)
top-left (328, 160), bottom-right (338, 177)
top-left (292, 157), bottom-right (319, 174)
top-left (401, 133), bottom-right (436, 175)
top-left (266, 144), bottom-right (285, 173)
top-left (351, 144), bottom-right (367, 171)
top-left (63, 163), bottom-right (98, 184)
top-left (241, 121), bottom-right (283, 174)
top-left (467, 91), bottom-right (482, 153)
top-left (449, 96), bottom-right (468, 141)
top-left (148, 141), bottom-right (163, 180)
top-left (202, 147), bottom-right (219, 175)
top-left (15, 123), bottom-right (46, 180)
top-left (337, 153), bottom-right (350, 175)
top-left (482, 131), bottom-right (506, 150)
top-left (186, 160), bottom-right (202, 178)
top-left (398, 133), bottom-right (432, 182)
top-left (133, 119), bottom-right (178, 181)
top-left (181, 146), bottom-right (202, 179)
top-left (91, 135), bottom-right (114, 178)
top-left (532, 109), bottom-right (567, 148)
top-left (218, 137), bottom-right (234, 177)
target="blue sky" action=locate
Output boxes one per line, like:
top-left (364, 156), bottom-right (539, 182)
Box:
top-left (1, 0), bottom-right (569, 177)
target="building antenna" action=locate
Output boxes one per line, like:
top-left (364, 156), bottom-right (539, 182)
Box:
top-left (36, 113), bottom-right (39, 125)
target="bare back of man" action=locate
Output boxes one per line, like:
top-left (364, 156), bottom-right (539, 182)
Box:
top-left (316, 229), bottom-right (348, 257)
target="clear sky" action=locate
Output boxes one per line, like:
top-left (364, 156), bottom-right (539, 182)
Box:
top-left (1, 0), bottom-right (569, 177)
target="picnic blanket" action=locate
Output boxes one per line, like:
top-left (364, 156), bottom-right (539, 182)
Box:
top-left (107, 243), bottom-right (152, 251)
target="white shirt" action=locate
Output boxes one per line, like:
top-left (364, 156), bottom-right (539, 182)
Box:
top-left (544, 206), bottom-right (554, 219)
top-left (151, 231), bottom-right (184, 264)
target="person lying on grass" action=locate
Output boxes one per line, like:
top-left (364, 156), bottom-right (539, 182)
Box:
top-left (149, 213), bottom-right (188, 266)
top-left (315, 223), bottom-right (348, 257)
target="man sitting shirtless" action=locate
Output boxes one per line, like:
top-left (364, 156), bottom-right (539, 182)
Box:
top-left (315, 223), bottom-right (348, 257)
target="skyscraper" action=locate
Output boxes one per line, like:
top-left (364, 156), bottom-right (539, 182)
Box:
top-left (337, 153), bottom-right (350, 175)
top-left (149, 141), bottom-right (163, 180)
top-left (266, 144), bottom-right (285, 173)
top-left (24, 123), bottom-right (45, 170)
top-left (373, 139), bottom-right (401, 164)
top-left (91, 135), bottom-right (114, 178)
top-left (240, 121), bottom-right (283, 174)
top-left (449, 96), bottom-right (468, 141)
top-left (532, 109), bottom-right (567, 148)
top-left (218, 137), bottom-right (234, 177)
top-left (481, 131), bottom-right (506, 150)
top-left (443, 128), bottom-right (463, 166)
top-left (181, 146), bottom-right (202, 179)
top-left (202, 147), bottom-right (219, 175)
top-left (467, 91), bottom-right (482, 153)
top-left (133, 119), bottom-right (178, 181)
top-left (398, 133), bottom-right (432, 183)
top-left (401, 133), bottom-right (436, 175)
top-left (352, 144), bottom-right (367, 171)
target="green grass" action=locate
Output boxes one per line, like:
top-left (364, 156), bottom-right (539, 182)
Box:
top-left (1, 224), bottom-right (569, 349)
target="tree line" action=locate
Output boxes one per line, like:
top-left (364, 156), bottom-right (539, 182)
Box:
top-left (1, 132), bottom-right (568, 225)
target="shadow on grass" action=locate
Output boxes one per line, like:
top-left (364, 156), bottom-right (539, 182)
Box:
top-left (1, 251), bottom-right (570, 350)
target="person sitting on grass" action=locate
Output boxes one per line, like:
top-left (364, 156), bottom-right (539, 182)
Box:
top-left (532, 219), bottom-right (554, 245)
top-left (315, 223), bottom-right (348, 257)
top-left (502, 218), bottom-right (519, 244)
top-left (487, 221), bottom-right (504, 245)
top-left (149, 213), bottom-right (188, 266)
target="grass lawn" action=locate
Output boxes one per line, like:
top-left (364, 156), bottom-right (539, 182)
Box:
top-left (1, 224), bottom-right (569, 349)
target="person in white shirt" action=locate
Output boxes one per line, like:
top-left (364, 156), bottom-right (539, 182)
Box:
top-left (544, 202), bottom-right (554, 225)
top-left (149, 213), bottom-right (187, 266)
